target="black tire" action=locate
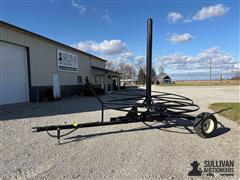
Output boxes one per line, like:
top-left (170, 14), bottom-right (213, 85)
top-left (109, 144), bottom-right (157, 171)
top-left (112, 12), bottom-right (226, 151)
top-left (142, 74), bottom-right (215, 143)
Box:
top-left (194, 112), bottom-right (217, 138)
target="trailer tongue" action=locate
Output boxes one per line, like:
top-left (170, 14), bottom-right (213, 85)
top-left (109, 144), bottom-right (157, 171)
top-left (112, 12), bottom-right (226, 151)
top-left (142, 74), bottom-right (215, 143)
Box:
top-left (32, 18), bottom-right (224, 144)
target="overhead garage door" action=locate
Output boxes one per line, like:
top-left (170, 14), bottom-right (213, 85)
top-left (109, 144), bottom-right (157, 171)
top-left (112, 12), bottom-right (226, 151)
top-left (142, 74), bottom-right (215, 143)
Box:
top-left (0, 41), bottom-right (29, 105)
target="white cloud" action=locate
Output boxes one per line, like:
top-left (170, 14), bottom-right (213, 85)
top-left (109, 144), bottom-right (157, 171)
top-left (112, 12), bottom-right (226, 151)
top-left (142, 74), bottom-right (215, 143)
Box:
top-left (158, 47), bottom-right (238, 80)
top-left (182, 16), bottom-right (193, 23)
top-left (72, 0), bottom-right (86, 14)
top-left (158, 47), bottom-right (238, 72)
top-left (73, 39), bottom-right (127, 55)
top-left (101, 10), bottom-right (112, 24)
top-left (183, 4), bottom-right (229, 23)
top-left (193, 4), bottom-right (229, 21)
top-left (166, 12), bottom-right (183, 23)
top-left (168, 33), bottom-right (193, 44)
top-left (116, 51), bottom-right (133, 62)
top-left (135, 56), bottom-right (145, 62)
top-left (234, 63), bottom-right (240, 69)
top-left (193, 4), bottom-right (229, 20)
top-left (115, 52), bottom-right (134, 63)
top-left (92, 8), bottom-right (112, 24)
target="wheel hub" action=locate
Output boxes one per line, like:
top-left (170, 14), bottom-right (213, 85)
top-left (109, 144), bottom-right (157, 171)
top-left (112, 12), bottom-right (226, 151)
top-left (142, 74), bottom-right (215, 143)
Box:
top-left (203, 119), bottom-right (215, 134)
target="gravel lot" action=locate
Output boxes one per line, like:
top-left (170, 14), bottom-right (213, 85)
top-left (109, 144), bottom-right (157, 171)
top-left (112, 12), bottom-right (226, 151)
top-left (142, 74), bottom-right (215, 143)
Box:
top-left (1, 85), bottom-right (239, 179)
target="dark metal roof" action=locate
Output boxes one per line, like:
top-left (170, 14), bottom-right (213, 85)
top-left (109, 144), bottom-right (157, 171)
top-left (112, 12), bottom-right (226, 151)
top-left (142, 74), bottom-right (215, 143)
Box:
top-left (92, 66), bottom-right (119, 75)
top-left (0, 20), bottom-right (107, 62)
top-left (157, 73), bottom-right (171, 80)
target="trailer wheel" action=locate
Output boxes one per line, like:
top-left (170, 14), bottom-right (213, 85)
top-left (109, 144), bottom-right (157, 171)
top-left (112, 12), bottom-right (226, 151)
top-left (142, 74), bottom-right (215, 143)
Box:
top-left (194, 112), bottom-right (217, 138)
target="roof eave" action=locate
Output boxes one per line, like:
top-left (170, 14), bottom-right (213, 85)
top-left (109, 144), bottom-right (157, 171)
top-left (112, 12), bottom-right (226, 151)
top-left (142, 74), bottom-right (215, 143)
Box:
top-left (0, 20), bottom-right (108, 62)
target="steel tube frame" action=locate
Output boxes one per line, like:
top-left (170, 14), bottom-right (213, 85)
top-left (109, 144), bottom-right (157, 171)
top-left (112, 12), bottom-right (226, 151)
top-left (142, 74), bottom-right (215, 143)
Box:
top-left (32, 118), bottom-right (155, 132)
top-left (32, 18), bottom-right (211, 144)
top-left (32, 110), bottom-right (196, 133)
top-left (146, 18), bottom-right (153, 107)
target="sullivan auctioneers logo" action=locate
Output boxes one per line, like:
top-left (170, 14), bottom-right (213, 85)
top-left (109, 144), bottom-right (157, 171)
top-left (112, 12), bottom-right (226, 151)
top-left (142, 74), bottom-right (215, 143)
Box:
top-left (188, 160), bottom-right (234, 177)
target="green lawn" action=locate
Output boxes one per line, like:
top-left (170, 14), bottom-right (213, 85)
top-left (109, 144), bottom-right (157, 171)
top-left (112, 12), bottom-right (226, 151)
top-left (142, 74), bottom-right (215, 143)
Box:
top-left (209, 103), bottom-right (240, 124)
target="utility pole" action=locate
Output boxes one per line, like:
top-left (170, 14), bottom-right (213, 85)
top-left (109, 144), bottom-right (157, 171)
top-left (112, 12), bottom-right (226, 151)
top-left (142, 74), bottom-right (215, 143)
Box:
top-left (220, 74), bottom-right (223, 82)
top-left (209, 58), bottom-right (212, 85)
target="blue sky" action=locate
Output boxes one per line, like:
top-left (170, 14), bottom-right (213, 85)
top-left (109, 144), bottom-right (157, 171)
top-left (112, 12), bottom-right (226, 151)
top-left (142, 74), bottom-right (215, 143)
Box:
top-left (0, 0), bottom-right (239, 80)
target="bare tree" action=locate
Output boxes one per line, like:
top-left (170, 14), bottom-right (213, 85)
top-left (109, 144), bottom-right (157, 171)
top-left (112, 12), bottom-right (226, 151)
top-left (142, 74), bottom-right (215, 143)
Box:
top-left (117, 62), bottom-right (136, 80)
top-left (135, 57), bottom-right (145, 72)
top-left (105, 61), bottom-right (116, 71)
top-left (159, 65), bottom-right (165, 75)
top-left (231, 69), bottom-right (240, 80)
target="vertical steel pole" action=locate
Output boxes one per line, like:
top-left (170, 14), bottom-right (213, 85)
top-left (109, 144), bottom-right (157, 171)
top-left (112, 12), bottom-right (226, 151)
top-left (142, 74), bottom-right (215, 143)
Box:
top-left (146, 18), bottom-right (153, 106)
top-left (131, 56), bottom-right (134, 86)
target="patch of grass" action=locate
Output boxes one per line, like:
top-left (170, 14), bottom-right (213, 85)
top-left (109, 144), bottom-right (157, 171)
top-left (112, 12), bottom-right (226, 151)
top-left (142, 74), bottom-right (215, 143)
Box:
top-left (167, 80), bottom-right (240, 86)
top-left (209, 103), bottom-right (240, 124)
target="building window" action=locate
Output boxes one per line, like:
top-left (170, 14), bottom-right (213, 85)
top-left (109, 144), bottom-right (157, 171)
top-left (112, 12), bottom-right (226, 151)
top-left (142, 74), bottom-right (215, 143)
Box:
top-left (77, 76), bottom-right (82, 84)
top-left (95, 76), bottom-right (98, 83)
top-left (85, 76), bottom-right (88, 82)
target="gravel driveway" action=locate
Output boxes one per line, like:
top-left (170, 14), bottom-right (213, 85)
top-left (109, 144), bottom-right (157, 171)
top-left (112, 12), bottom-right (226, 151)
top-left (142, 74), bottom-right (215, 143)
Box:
top-left (1, 86), bottom-right (239, 179)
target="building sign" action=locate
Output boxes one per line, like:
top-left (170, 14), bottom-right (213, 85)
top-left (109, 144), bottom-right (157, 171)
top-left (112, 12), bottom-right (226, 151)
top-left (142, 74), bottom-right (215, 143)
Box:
top-left (57, 49), bottom-right (78, 72)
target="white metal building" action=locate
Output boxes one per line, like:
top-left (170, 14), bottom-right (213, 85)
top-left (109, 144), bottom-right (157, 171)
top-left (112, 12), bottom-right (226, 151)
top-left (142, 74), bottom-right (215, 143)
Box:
top-left (0, 21), bottom-right (120, 105)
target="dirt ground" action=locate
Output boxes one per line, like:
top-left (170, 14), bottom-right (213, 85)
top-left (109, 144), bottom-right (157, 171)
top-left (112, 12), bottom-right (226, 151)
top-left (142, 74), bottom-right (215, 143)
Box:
top-left (0, 85), bottom-right (239, 179)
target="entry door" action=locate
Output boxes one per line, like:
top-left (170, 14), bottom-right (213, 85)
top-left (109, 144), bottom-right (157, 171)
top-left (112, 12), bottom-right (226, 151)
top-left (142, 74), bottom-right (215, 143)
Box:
top-left (0, 41), bottom-right (29, 105)
top-left (52, 74), bottom-right (61, 98)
